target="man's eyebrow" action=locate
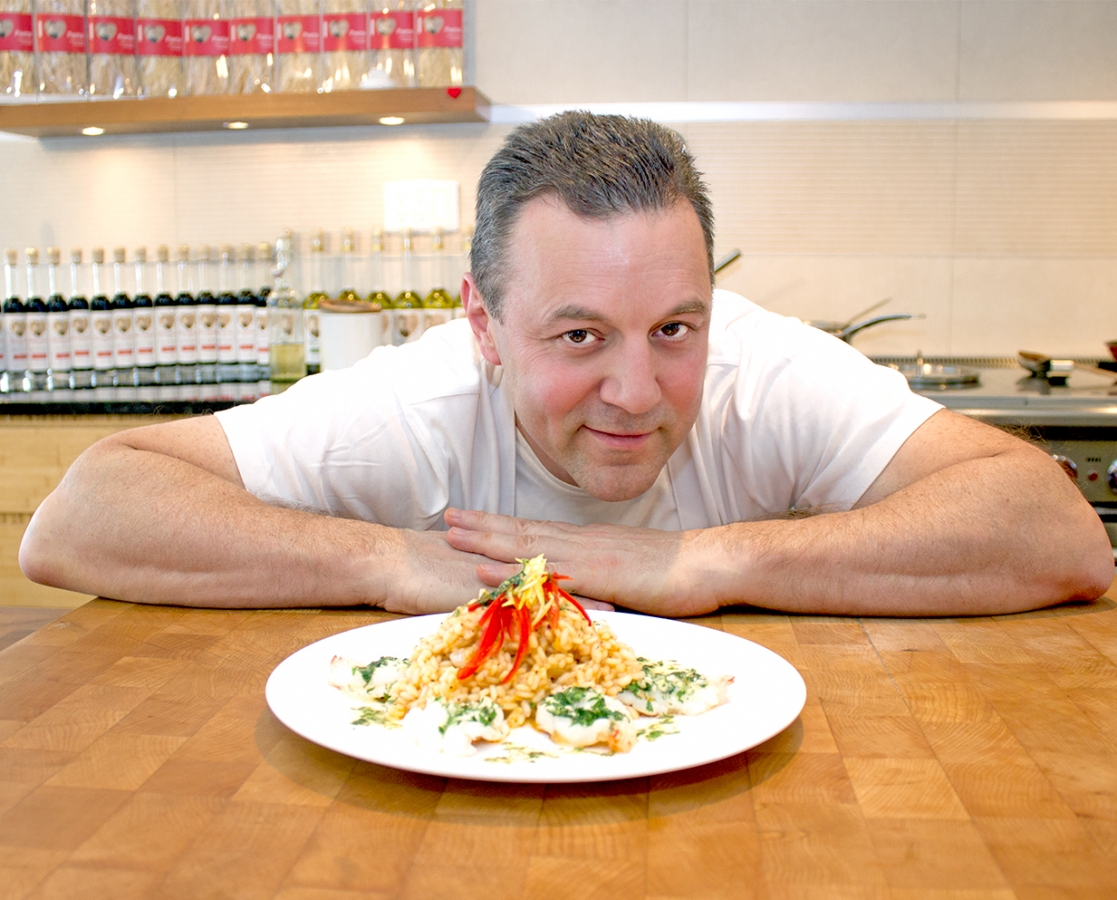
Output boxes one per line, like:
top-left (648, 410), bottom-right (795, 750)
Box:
top-left (546, 299), bottom-right (711, 324)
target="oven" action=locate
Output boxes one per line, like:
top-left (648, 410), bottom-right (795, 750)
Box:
top-left (873, 356), bottom-right (1117, 555)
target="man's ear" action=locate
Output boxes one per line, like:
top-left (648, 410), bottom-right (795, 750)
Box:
top-left (462, 273), bottom-right (502, 366)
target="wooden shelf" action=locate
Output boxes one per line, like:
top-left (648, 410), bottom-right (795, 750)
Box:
top-left (0, 86), bottom-right (490, 137)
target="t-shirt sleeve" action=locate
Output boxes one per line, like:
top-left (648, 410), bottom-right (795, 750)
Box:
top-left (712, 300), bottom-right (943, 514)
top-left (213, 323), bottom-right (487, 529)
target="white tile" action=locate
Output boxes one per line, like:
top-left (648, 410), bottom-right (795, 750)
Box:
top-left (952, 257), bottom-right (1117, 358)
top-left (687, 0), bottom-right (960, 102)
top-left (474, 0), bottom-right (689, 103)
top-left (960, 0), bottom-right (1117, 101)
top-left (720, 254), bottom-right (954, 358)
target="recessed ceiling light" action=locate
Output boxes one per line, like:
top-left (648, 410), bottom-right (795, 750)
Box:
top-left (224, 121), bottom-right (250, 130)
top-left (379, 116), bottom-right (405, 126)
top-left (81, 126), bottom-right (104, 136)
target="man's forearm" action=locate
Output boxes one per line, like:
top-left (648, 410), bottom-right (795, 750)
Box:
top-left (693, 446), bottom-right (1113, 616)
top-left (20, 440), bottom-right (401, 608)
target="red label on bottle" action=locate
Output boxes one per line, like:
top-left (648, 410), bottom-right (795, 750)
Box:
top-left (184, 18), bottom-right (230, 57)
top-left (0, 12), bottom-right (33, 53)
top-left (88, 15), bottom-right (135, 55)
top-left (369, 10), bottom-right (413, 51)
top-left (228, 16), bottom-right (274, 56)
top-left (322, 12), bottom-right (365, 52)
top-left (136, 18), bottom-right (183, 57)
top-left (35, 13), bottom-right (86, 54)
top-left (276, 15), bottom-right (320, 55)
top-left (416, 8), bottom-right (461, 49)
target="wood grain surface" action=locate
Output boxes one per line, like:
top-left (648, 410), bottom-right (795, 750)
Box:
top-left (1, 591), bottom-right (1115, 900)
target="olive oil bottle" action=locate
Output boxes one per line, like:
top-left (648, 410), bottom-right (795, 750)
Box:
top-left (304, 230), bottom-right (327, 374)
top-left (336, 229), bottom-right (362, 304)
top-left (366, 227), bottom-right (392, 310)
top-left (269, 233), bottom-right (307, 384)
top-left (392, 229), bottom-right (424, 345)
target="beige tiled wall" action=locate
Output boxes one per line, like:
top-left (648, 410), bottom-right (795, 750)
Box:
top-left (3, 0), bottom-right (1117, 357)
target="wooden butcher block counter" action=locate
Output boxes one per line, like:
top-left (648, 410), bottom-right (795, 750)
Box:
top-left (0, 590), bottom-right (1115, 900)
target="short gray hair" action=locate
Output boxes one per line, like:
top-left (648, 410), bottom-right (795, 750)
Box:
top-left (471, 111), bottom-right (715, 320)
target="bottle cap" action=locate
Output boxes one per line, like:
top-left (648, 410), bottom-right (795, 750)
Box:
top-left (220, 244), bottom-right (234, 261)
top-left (257, 241), bottom-right (272, 262)
top-left (177, 244), bottom-right (190, 261)
top-left (47, 247), bottom-right (61, 266)
top-left (239, 243), bottom-right (254, 262)
top-left (92, 248), bottom-right (105, 264)
top-left (135, 247), bottom-right (147, 263)
top-left (197, 245), bottom-right (211, 262)
top-left (310, 229), bottom-right (324, 253)
top-left (70, 248), bottom-right (83, 264)
top-left (5, 249), bottom-right (17, 266)
top-left (341, 229), bottom-right (355, 254)
top-left (156, 245), bottom-right (170, 263)
top-left (113, 247), bottom-right (126, 264)
top-left (26, 247), bottom-right (39, 265)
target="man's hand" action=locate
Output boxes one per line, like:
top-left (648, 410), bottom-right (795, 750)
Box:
top-left (444, 508), bottom-right (715, 617)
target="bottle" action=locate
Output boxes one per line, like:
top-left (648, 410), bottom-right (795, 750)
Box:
top-left (175, 245), bottom-right (199, 383)
top-left (415, 0), bottom-right (463, 88)
top-left (89, 249), bottom-right (115, 387)
top-left (194, 245), bottom-right (219, 384)
top-left (422, 227), bottom-right (455, 332)
top-left (68, 249), bottom-right (94, 389)
top-left (336, 229), bottom-right (362, 304)
top-left (215, 245), bottom-right (240, 385)
top-left (133, 248), bottom-right (157, 386)
top-left (454, 225), bottom-right (470, 316)
top-left (269, 233), bottom-right (307, 384)
top-left (304, 230), bottom-right (326, 375)
top-left (255, 242), bottom-right (273, 379)
top-left (392, 229), bottom-right (424, 345)
top-left (3, 248), bottom-right (28, 392)
top-left (236, 244), bottom-right (260, 382)
top-left (366, 228), bottom-right (392, 310)
top-left (45, 248), bottom-right (71, 390)
top-left (24, 248), bottom-right (49, 390)
top-left (153, 245), bottom-right (179, 385)
top-left (110, 247), bottom-right (135, 387)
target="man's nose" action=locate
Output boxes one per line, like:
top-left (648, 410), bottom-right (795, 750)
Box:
top-left (598, 339), bottom-right (662, 414)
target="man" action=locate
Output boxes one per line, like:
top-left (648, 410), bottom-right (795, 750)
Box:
top-left (19, 113), bottom-right (1113, 617)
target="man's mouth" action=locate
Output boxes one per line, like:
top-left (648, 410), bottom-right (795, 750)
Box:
top-left (583, 426), bottom-right (654, 450)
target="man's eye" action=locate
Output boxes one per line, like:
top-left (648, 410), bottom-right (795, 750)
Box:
top-left (562, 329), bottom-right (594, 345)
top-left (659, 322), bottom-right (690, 339)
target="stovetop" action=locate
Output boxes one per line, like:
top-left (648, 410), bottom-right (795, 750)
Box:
top-left (872, 357), bottom-right (1117, 427)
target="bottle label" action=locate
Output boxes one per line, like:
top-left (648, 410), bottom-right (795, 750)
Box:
top-left (416, 8), bottom-right (462, 49)
top-left (236, 307), bottom-right (256, 362)
top-left (228, 16), bottom-right (274, 56)
top-left (276, 15), bottom-right (320, 55)
top-left (0, 12), bottom-right (34, 53)
top-left (88, 15), bottom-right (135, 56)
top-left (4, 314), bottom-right (28, 367)
top-left (155, 308), bottom-right (178, 364)
top-left (36, 13), bottom-right (86, 54)
top-left (176, 307), bottom-right (198, 363)
top-left (184, 18), bottom-right (230, 57)
top-left (256, 307), bottom-right (270, 366)
top-left (136, 18), bottom-right (183, 57)
top-left (69, 310), bottom-right (92, 369)
top-left (134, 309), bottom-right (156, 365)
top-left (91, 311), bottom-right (114, 369)
top-left (26, 312), bottom-right (49, 372)
top-left (196, 305), bottom-right (218, 362)
top-left (47, 312), bottom-right (71, 370)
top-left (112, 310), bottom-right (134, 366)
top-left (369, 10), bottom-right (414, 51)
top-left (322, 12), bottom-right (366, 53)
top-left (217, 308), bottom-right (237, 362)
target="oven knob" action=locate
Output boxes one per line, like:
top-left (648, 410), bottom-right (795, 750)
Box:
top-left (1107, 461), bottom-right (1117, 493)
top-left (1053, 455), bottom-right (1078, 482)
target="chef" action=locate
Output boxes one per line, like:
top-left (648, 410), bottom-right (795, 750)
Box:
top-left (19, 112), bottom-right (1114, 616)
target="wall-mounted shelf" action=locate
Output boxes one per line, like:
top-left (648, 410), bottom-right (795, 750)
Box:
top-left (0, 86), bottom-right (490, 138)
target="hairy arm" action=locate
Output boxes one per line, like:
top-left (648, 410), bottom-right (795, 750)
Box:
top-left (19, 415), bottom-right (495, 612)
top-left (444, 410), bottom-right (1114, 617)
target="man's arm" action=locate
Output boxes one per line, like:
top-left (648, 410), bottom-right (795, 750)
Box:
top-left (443, 410), bottom-right (1115, 617)
top-left (19, 415), bottom-right (495, 611)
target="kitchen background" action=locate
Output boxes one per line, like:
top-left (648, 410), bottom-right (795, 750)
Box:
top-left (3, 0), bottom-right (1117, 358)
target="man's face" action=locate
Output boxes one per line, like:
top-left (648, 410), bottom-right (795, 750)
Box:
top-left (466, 196), bottom-right (712, 502)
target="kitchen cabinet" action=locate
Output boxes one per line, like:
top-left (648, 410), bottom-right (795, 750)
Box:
top-left (0, 414), bottom-right (182, 608)
top-left (0, 86), bottom-right (490, 138)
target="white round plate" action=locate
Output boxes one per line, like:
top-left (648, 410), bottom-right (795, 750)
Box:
top-left (266, 611), bottom-right (806, 783)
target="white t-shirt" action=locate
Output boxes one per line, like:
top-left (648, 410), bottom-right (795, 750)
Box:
top-left (216, 291), bottom-right (941, 531)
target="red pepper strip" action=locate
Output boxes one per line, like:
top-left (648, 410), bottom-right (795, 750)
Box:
top-left (552, 582), bottom-right (591, 623)
top-left (501, 605), bottom-right (533, 684)
top-left (457, 602), bottom-right (511, 680)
